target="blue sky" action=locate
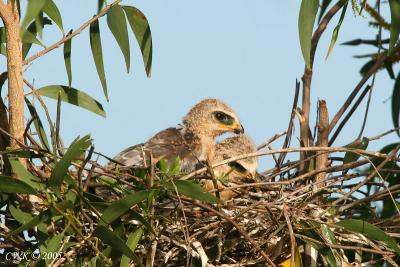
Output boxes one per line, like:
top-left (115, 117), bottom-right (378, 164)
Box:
top-left (1, 1), bottom-right (398, 169)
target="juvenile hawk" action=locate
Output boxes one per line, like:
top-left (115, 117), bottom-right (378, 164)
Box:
top-left (106, 98), bottom-right (244, 172)
top-left (202, 134), bottom-right (258, 200)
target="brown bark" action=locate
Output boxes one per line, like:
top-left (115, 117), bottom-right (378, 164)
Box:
top-left (315, 100), bottom-right (329, 199)
top-left (0, 1), bottom-right (24, 149)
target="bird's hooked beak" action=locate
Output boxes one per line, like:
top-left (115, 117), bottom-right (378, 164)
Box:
top-left (233, 122), bottom-right (245, 134)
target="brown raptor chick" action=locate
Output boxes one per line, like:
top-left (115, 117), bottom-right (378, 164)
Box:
top-left (202, 134), bottom-right (258, 200)
top-left (106, 98), bottom-right (244, 172)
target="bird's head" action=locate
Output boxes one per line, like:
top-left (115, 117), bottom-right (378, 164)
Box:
top-left (183, 98), bottom-right (244, 137)
top-left (213, 134), bottom-right (258, 180)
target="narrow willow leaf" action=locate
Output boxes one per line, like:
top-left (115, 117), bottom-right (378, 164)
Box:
top-left (9, 210), bottom-right (50, 236)
top-left (22, 17), bottom-right (52, 59)
top-left (64, 30), bottom-right (73, 86)
top-left (168, 180), bottom-right (220, 203)
top-left (326, 2), bottom-right (348, 60)
top-left (123, 6), bottom-right (153, 76)
top-left (93, 225), bottom-right (142, 264)
top-left (107, 5), bottom-right (130, 72)
top-left (8, 156), bottom-right (44, 190)
top-left (43, 0), bottom-right (64, 33)
top-left (0, 175), bottom-right (37, 195)
top-left (335, 219), bottom-right (400, 254)
top-left (90, 19), bottom-right (108, 101)
top-left (9, 205), bottom-right (33, 224)
top-left (389, 0), bottom-right (400, 53)
top-left (0, 44), bottom-right (5, 56)
top-left (298, 0), bottom-right (319, 67)
top-left (318, 0), bottom-right (332, 23)
top-left (385, 60), bottom-right (396, 79)
top-left (35, 12), bottom-right (44, 39)
top-left (22, 30), bottom-right (45, 47)
top-left (49, 135), bottom-right (91, 188)
top-left (21, 0), bottom-right (47, 34)
top-left (120, 228), bottom-right (144, 267)
top-left (343, 137), bottom-right (369, 164)
top-left (100, 190), bottom-right (151, 224)
top-left (25, 98), bottom-right (50, 151)
top-left (392, 72), bottom-right (400, 135)
top-left (98, 0), bottom-right (105, 13)
top-left (33, 85), bottom-right (106, 117)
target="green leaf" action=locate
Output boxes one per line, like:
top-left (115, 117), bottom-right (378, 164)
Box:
top-left (107, 5), bottom-right (130, 72)
top-left (22, 17), bottom-right (52, 59)
top-left (8, 209), bottom-right (50, 236)
top-left (21, 0), bottom-right (47, 33)
top-left (343, 137), bottom-right (369, 164)
top-left (120, 228), bottom-right (144, 267)
top-left (0, 44), bottom-right (5, 56)
top-left (318, 0), bottom-right (332, 23)
top-left (25, 98), bottom-right (50, 151)
top-left (392, 72), bottom-right (400, 135)
top-left (93, 225), bottom-right (141, 263)
top-left (44, 233), bottom-right (64, 255)
top-left (168, 180), bottom-right (220, 203)
top-left (123, 6), bottom-right (153, 76)
top-left (0, 175), bottom-right (37, 195)
top-left (33, 85), bottom-right (106, 117)
top-left (389, 0), bottom-right (400, 53)
top-left (90, 19), bottom-right (108, 101)
top-left (64, 30), bottom-right (72, 86)
top-left (100, 190), bottom-right (151, 224)
top-left (298, 0), bottom-right (319, 67)
top-left (335, 219), bottom-right (400, 254)
top-left (49, 135), bottom-right (91, 188)
top-left (9, 205), bottom-right (34, 224)
top-left (325, 3), bottom-right (348, 60)
top-left (43, 0), bottom-right (64, 34)
top-left (98, 0), bottom-right (105, 13)
top-left (22, 30), bottom-right (45, 47)
top-left (8, 155), bottom-right (44, 190)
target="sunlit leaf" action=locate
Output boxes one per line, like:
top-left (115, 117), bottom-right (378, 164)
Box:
top-left (100, 190), bottom-right (151, 224)
top-left (9, 205), bottom-right (33, 224)
top-left (326, 3), bottom-right (348, 60)
top-left (93, 225), bottom-right (142, 264)
top-left (49, 134), bottom-right (91, 188)
top-left (8, 155), bottom-right (44, 190)
top-left (298, 0), bottom-right (319, 67)
top-left (90, 19), bottom-right (108, 101)
top-left (392, 72), bottom-right (400, 135)
top-left (120, 227), bottom-right (143, 267)
top-left (43, 0), bottom-right (64, 33)
top-left (335, 219), bottom-right (400, 254)
top-left (389, 0), bottom-right (400, 53)
top-left (21, 0), bottom-right (47, 33)
top-left (33, 85), bottom-right (106, 117)
top-left (8, 209), bottom-right (51, 236)
top-left (123, 6), bottom-right (153, 76)
top-left (0, 175), bottom-right (37, 195)
top-left (167, 180), bottom-right (220, 203)
top-left (22, 17), bottom-right (52, 59)
top-left (64, 30), bottom-right (73, 86)
top-left (107, 5), bottom-right (130, 72)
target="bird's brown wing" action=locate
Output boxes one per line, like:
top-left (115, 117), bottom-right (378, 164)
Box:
top-left (107, 127), bottom-right (200, 172)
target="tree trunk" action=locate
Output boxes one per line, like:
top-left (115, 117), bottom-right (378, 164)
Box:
top-left (0, 1), bottom-right (24, 150)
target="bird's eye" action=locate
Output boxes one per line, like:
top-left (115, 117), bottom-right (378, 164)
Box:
top-left (228, 162), bottom-right (247, 173)
top-left (213, 111), bottom-right (234, 125)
